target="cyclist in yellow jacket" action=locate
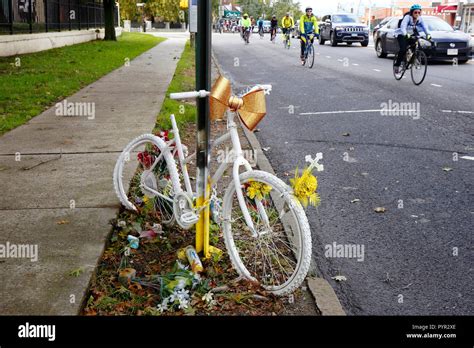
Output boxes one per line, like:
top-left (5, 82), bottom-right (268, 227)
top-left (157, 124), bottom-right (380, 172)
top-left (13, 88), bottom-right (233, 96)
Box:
top-left (281, 12), bottom-right (294, 46)
top-left (299, 7), bottom-right (319, 64)
top-left (281, 12), bottom-right (294, 32)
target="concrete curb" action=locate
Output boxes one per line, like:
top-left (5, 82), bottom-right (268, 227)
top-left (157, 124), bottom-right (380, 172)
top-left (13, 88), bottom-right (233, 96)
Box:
top-left (211, 50), bottom-right (346, 316)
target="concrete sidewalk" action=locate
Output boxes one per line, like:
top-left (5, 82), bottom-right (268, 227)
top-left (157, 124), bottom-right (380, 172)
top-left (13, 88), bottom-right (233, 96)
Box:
top-left (0, 34), bottom-right (187, 314)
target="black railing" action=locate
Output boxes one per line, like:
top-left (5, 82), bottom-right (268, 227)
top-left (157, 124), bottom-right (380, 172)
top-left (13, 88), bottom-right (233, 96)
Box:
top-left (0, 0), bottom-right (117, 35)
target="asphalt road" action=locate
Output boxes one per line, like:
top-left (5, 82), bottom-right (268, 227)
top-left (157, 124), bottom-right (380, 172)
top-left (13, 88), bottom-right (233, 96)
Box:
top-left (212, 32), bottom-right (473, 315)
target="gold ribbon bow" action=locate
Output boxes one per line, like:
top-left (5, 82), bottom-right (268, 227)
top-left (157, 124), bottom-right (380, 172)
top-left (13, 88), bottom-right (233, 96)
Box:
top-left (210, 76), bottom-right (266, 131)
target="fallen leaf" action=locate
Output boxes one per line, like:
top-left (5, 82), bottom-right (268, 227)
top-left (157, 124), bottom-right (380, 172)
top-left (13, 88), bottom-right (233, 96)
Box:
top-left (342, 132), bottom-right (350, 136)
top-left (262, 147), bottom-right (271, 152)
top-left (351, 199), bottom-right (360, 203)
top-left (374, 207), bottom-right (386, 213)
top-left (56, 219), bottom-right (69, 225)
top-left (442, 167), bottom-right (453, 172)
top-left (139, 230), bottom-right (158, 239)
top-left (69, 268), bottom-right (84, 277)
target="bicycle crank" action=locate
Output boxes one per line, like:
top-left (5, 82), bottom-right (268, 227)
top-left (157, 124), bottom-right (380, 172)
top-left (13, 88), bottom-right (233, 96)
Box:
top-left (173, 191), bottom-right (199, 229)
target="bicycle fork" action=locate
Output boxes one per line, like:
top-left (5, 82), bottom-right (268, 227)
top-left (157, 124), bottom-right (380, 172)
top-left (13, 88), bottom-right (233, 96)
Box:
top-left (228, 114), bottom-right (270, 238)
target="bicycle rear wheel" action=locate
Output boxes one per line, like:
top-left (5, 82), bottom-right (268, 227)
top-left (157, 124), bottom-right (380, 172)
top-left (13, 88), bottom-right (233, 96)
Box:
top-left (113, 134), bottom-right (179, 225)
top-left (393, 53), bottom-right (406, 80)
top-left (222, 170), bottom-right (312, 296)
top-left (307, 44), bottom-right (315, 68)
top-left (411, 50), bottom-right (428, 85)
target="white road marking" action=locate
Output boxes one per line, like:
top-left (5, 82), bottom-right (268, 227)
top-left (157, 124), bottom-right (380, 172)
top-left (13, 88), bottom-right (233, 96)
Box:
top-left (460, 156), bottom-right (474, 161)
top-left (373, 69), bottom-right (381, 72)
top-left (337, 59), bottom-right (344, 62)
top-left (430, 83), bottom-right (442, 87)
top-left (352, 63), bottom-right (359, 66)
top-left (441, 110), bottom-right (473, 114)
top-left (326, 56), bottom-right (331, 58)
top-left (300, 109), bottom-right (383, 115)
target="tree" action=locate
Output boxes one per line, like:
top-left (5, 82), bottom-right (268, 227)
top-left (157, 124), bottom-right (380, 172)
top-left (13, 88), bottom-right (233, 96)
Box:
top-left (104, 0), bottom-right (117, 41)
top-left (119, 0), bottom-right (140, 21)
top-left (154, 0), bottom-right (181, 22)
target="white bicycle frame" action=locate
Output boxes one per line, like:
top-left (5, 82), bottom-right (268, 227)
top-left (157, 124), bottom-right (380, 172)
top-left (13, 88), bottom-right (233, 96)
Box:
top-left (155, 86), bottom-right (272, 236)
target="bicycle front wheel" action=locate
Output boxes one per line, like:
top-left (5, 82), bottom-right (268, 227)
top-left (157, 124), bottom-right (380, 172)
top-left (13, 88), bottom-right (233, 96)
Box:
top-left (411, 50), bottom-right (428, 86)
top-left (307, 44), bottom-right (315, 68)
top-left (222, 170), bottom-right (312, 296)
top-left (113, 134), bottom-right (180, 225)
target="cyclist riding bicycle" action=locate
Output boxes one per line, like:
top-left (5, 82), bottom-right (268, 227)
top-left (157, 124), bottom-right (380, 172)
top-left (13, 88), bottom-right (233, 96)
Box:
top-left (281, 12), bottom-right (295, 35)
top-left (270, 15), bottom-right (278, 41)
top-left (299, 7), bottom-right (319, 65)
top-left (257, 17), bottom-right (264, 35)
top-left (241, 13), bottom-right (252, 42)
top-left (393, 4), bottom-right (431, 74)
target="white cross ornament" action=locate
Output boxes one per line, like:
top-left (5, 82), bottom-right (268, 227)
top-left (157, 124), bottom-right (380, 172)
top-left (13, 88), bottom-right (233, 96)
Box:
top-left (305, 153), bottom-right (324, 172)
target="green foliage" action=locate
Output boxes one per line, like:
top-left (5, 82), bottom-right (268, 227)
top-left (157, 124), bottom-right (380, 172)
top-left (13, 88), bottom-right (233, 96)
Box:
top-left (154, 0), bottom-right (182, 22)
top-left (119, 0), bottom-right (140, 21)
top-left (155, 40), bottom-right (196, 132)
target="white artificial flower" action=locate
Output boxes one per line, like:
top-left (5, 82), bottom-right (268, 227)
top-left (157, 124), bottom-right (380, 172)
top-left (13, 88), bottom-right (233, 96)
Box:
top-left (176, 288), bottom-right (190, 301)
top-left (178, 297), bottom-right (189, 309)
top-left (168, 292), bottom-right (177, 303)
top-left (202, 291), bottom-right (214, 304)
top-left (157, 299), bottom-right (169, 313)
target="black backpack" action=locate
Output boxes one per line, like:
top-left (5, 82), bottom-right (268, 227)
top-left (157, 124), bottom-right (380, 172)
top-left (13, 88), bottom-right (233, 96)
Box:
top-left (397, 12), bottom-right (411, 28)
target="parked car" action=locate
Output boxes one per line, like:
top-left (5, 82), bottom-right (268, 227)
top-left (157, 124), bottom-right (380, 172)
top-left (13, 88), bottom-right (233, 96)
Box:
top-left (374, 15), bottom-right (472, 63)
top-left (372, 16), bottom-right (393, 38)
top-left (263, 20), bottom-right (272, 33)
top-left (319, 13), bottom-right (369, 46)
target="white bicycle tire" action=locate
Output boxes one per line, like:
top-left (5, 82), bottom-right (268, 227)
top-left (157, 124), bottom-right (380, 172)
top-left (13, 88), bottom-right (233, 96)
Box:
top-left (113, 133), bottom-right (181, 225)
top-left (222, 170), bottom-right (312, 296)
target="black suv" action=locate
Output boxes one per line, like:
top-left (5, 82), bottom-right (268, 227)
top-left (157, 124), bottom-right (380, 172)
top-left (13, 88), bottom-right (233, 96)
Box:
top-left (319, 13), bottom-right (369, 47)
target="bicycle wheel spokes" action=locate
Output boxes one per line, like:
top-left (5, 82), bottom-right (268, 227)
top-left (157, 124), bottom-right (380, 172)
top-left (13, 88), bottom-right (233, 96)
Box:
top-left (121, 140), bottom-right (175, 224)
top-left (225, 175), bottom-right (305, 294)
top-left (411, 50), bottom-right (428, 85)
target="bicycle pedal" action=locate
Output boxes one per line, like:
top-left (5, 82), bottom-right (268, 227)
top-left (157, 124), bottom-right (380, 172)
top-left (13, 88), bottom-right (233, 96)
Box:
top-left (180, 211), bottom-right (199, 225)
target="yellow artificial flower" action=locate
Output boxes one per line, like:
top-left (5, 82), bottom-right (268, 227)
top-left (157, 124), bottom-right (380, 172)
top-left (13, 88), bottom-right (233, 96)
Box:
top-left (290, 167), bottom-right (321, 208)
top-left (246, 180), bottom-right (272, 200)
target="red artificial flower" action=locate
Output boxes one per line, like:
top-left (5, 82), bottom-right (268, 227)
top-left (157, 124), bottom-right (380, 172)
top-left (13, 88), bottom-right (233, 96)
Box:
top-left (137, 151), bottom-right (154, 168)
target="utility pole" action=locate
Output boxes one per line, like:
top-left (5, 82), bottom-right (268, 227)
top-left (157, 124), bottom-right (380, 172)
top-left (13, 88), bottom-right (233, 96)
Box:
top-left (195, 0), bottom-right (212, 258)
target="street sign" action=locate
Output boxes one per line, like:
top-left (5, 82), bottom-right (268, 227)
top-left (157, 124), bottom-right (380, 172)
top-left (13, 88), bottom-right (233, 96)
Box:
top-left (224, 10), bottom-right (241, 19)
top-left (189, 0), bottom-right (198, 32)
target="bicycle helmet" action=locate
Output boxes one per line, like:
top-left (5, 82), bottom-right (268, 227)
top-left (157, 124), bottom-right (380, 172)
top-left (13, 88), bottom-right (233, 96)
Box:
top-left (410, 4), bottom-right (422, 12)
top-left (305, 7), bottom-right (312, 12)
top-left (243, 13), bottom-right (248, 17)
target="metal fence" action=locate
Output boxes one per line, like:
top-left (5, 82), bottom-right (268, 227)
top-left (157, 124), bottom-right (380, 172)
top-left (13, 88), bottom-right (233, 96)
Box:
top-left (0, 0), bottom-right (117, 35)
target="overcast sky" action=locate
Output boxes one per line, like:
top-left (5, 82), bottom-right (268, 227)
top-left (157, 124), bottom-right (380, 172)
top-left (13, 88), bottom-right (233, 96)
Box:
top-left (298, 0), bottom-right (394, 16)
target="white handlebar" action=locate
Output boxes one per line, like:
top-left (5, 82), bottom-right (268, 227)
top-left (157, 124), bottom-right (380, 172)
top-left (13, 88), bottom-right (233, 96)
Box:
top-left (170, 90), bottom-right (210, 100)
top-left (170, 84), bottom-right (272, 100)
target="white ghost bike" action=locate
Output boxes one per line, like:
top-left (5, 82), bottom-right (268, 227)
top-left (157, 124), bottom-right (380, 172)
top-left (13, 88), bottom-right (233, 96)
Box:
top-left (113, 85), bottom-right (312, 296)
